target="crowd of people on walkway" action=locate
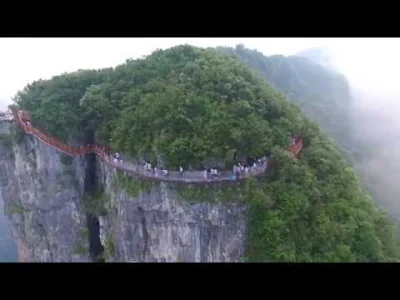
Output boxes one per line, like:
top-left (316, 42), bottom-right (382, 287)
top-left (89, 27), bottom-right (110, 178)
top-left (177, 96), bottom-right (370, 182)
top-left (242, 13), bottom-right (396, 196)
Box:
top-left (230, 155), bottom-right (271, 181)
top-left (95, 140), bottom-right (300, 182)
top-left (86, 136), bottom-right (283, 182)
top-left (113, 152), bottom-right (123, 164)
top-left (12, 108), bottom-right (302, 182)
top-left (105, 149), bottom-right (273, 182)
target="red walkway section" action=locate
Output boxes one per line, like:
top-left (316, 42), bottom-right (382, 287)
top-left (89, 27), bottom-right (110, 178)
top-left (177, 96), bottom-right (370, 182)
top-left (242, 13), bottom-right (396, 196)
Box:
top-left (7, 108), bottom-right (303, 184)
top-left (289, 136), bottom-right (303, 157)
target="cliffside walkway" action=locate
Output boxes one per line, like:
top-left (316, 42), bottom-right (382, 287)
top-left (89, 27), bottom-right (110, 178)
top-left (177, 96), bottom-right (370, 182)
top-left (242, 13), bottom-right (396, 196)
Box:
top-left (2, 108), bottom-right (303, 184)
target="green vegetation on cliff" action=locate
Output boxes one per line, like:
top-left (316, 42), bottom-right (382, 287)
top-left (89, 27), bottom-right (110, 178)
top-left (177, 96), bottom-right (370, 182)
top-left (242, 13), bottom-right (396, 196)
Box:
top-left (217, 45), bottom-right (353, 150)
top-left (81, 46), bottom-right (306, 169)
top-left (13, 45), bottom-right (400, 261)
top-left (112, 170), bottom-right (153, 198)
top-left (14, 69), bottom-right (111, 141)
top-left (102, 233), bottom-right (116, 261)
top-left (6, 202), bottom-right (31, 215)
top-left (73, 228), bottom-right (89, 255)
top-left (0, 133), bottom-right (12, 147)
top-left (82, 188), bottom-right (110, 217)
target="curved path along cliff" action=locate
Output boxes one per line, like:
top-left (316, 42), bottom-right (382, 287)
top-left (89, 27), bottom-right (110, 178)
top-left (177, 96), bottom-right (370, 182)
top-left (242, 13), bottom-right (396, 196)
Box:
top-left (1, 108), bottom-right (303, 184)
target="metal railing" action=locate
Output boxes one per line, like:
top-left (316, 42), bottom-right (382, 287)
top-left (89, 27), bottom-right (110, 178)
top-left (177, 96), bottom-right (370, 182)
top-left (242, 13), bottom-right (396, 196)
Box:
top-left (8, 108), bottom-right (303, 184)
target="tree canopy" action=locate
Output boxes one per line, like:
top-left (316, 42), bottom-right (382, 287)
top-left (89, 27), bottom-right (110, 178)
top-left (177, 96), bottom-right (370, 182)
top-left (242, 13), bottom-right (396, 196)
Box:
top-left (216, 44), bottom-right (353, 151)
top-left (12, 44), bottom-right (400, 261)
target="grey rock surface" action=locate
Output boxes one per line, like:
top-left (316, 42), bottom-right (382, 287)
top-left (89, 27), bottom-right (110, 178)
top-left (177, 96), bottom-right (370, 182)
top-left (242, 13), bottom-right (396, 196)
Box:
top-left (0, 124), bottom-right (89, 262)
top-left (0, 122), bottom-right (248, 262)
top-left (98, 161), bottom-right (248, 262)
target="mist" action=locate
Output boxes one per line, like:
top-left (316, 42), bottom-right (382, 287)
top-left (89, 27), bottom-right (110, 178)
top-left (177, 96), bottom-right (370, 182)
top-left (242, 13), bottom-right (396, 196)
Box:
top-left (2, 38), bottom-right (399, 107)
top-left (349, 88), bottom-right (400, 222)
top-left (324, 39), bottom-right (400, 224)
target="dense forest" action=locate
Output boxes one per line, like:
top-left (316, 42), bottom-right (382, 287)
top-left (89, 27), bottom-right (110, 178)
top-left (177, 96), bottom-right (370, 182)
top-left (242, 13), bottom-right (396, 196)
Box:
top-left (12, 45), bottom-right (400, 261)
top-left (217, 45), bottom-right (400, 228)
top-left (217, 45), bottom-right (354, 157)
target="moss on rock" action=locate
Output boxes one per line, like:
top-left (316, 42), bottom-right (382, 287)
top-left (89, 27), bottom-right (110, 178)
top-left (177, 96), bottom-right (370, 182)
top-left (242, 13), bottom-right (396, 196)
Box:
top-left (112, 170), bottom-right (154, 199)
top-left (7, 202), bottom-right (31, 215)
top-left (102, 233), bottom-right (116, 261)
top-left (73, 227), bottom-right (89, 255)
top-left (82, 188), bottom-right (110, 217)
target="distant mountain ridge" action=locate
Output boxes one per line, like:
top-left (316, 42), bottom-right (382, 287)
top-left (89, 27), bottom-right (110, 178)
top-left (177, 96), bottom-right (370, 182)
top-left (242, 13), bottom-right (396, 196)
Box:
top-left (295, 47), bottom-right (335, 68)
top-left (216, 45), bottom-right (353, 156)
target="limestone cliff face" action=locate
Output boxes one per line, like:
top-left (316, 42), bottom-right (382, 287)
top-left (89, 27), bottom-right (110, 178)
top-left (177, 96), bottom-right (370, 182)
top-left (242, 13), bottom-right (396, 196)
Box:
top-left (0, 124), bottom-right (89, 262)
top-left (97, 161), bottom-right (247, 262)
top-left (0, 123), bottom-right (247, 262)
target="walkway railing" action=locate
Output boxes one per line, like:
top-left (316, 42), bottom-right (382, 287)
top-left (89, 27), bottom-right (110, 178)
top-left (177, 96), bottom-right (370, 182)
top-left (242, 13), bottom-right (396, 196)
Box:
top-left (5, 108), bottom-right (303, 184)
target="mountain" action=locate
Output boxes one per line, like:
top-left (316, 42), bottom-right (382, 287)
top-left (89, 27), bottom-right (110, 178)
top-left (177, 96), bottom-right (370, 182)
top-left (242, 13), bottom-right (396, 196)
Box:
top-left (1, 45), bottom-right (399, 262)
top-left (217, 45), bottom-right (358, 161)
top-left (218, 44), bottom-right (400, 233)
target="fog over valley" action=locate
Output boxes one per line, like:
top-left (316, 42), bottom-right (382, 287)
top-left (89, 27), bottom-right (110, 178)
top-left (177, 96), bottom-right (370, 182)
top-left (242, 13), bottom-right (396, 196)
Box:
top-left (349, 88), bottom-right (400, 225)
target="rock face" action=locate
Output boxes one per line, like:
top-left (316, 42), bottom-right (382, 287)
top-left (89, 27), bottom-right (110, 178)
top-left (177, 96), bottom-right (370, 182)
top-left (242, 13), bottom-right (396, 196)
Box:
top-left (0, 183), bottom-right (17, 262)
top-left (98, 162), bottom-right (247, 262)
top-left (0, 124), bottom-right (89, 262)
top-left (0, 123), bottom-right (247, 262)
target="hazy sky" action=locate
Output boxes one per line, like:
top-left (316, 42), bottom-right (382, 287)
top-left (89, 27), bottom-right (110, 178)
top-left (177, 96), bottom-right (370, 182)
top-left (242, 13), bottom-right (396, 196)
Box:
top-left (1, 38), bottom-right (400, 109)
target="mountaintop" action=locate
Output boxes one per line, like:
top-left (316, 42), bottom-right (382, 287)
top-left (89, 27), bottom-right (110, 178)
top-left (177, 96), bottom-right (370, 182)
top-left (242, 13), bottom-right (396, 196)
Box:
top-left (4, 44), bottom-right (400, 262)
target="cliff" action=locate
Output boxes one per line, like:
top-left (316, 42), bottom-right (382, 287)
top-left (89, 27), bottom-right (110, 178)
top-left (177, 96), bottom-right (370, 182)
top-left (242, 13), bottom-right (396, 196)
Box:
top-left (0, 124), bottom-right (89, 262)
top-left (97, 162), bottom-right (246, 262)
top-left (0, 122), bottom-right (247, 262)
top-left (3, 45), bottom-right (400, 262)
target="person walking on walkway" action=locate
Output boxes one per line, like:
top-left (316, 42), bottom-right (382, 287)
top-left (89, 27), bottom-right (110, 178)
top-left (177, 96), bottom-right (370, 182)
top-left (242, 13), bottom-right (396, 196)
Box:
top-left (232, 172), bottom-right (237, 181)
